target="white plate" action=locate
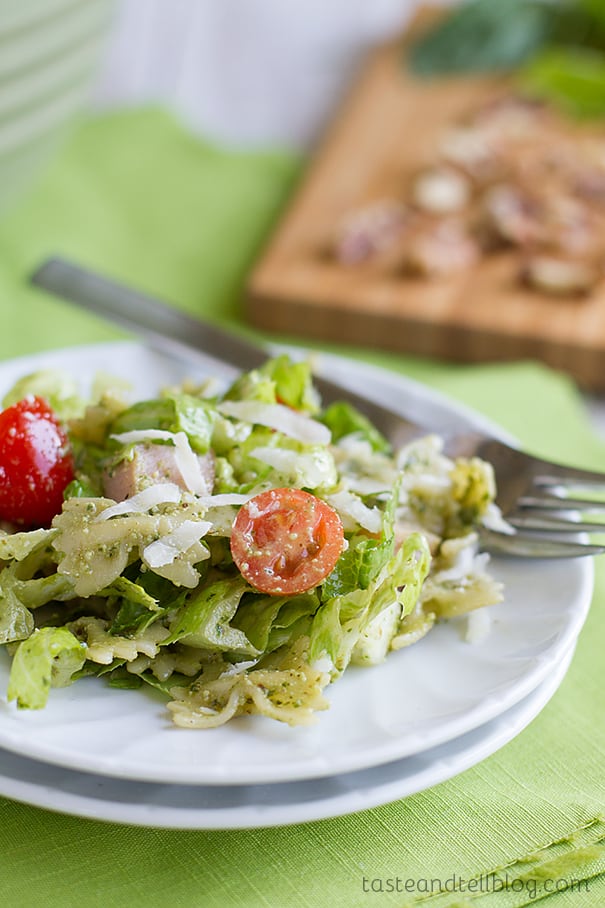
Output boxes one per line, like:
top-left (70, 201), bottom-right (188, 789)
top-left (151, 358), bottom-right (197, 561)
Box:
top-left (0, 342), bottom-right (593, 785)
top-left (0, 643), bottom-right (575, 829)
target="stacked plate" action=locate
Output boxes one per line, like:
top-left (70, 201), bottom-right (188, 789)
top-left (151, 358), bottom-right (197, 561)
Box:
top-left (0, 342), bottom-right (593, 829)
top-left (0, 0), bottom-right (113, 214)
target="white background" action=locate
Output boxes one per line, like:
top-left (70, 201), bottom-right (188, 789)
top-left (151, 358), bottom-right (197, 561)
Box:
top-left (93, 0), bottom-right (444, 149)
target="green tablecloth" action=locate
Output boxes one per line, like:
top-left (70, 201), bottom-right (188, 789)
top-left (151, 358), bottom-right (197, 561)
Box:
top-left (0, 109), bottom-right (604, 908)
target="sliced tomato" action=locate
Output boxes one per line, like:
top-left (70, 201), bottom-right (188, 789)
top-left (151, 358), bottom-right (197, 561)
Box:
top-left (230, 487), bottom-right (344, 595)
top-left (0, 396), bottom-right (75, 527)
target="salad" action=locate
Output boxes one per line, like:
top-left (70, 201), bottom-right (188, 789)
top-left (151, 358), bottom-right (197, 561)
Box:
top-left (0, 356), bottom-right (503, 728)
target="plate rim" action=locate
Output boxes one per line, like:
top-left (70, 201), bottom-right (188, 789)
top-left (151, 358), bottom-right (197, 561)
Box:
top-left (0, 642), bottom-right (576, 829)
top-left (0, 341), bottom-right (593, 786)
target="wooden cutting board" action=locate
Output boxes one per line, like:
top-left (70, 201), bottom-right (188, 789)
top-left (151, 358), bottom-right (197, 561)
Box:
top-left (246, 8), bottom-right (605, 391)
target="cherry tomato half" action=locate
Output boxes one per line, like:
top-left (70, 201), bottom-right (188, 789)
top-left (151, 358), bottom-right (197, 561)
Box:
top-left (230, 487), bottom-right (344, 595)
top-left (0, 396), bottom-right (75, 527)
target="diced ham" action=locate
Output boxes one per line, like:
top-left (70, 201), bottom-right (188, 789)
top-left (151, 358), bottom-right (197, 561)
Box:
top-left (103, 444), bottom-right (215, 502)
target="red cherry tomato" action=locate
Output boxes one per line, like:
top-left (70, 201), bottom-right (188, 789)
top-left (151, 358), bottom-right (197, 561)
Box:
top-left (0, 396), bottom-right (75, 527)
top-left (230, 487), bottom-right (344, 595)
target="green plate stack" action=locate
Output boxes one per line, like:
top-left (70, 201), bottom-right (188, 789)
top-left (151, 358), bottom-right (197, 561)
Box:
top-left (0, 0), bottom-right (113, 215)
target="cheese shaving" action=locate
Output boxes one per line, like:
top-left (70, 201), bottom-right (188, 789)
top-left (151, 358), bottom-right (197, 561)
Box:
top-left (197, 493), bottom-right (255, 507)
top-left (326, 490), bottom-right (383, 534)
top-left (111, 429), bottom-right (176, 445)
top-left (173, 433), bottom-right (208, 496)
top-left (97, 483), bottom-right (182, 520)
top-left (250, 446), bottom-right (335, 488)
top-left (217, 401), bottom-right (331, 445)
top-left (464, 608), bottom-right (492, 644)
top-left (143, 520), bottom-right (213, 568)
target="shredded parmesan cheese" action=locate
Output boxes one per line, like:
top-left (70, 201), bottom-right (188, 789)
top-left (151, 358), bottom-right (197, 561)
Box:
top-left (197, 493), bottom-right (254, 507)
top-left (249, 446), bottom-right (336, 488)
top-left (111, 429), bottom-right (176, 445)
top-left (143, 520), bottom-right (212, 568)
top-left (217, 400), bottom-right (331, 445)
top-left (172, 433), bottom-right (208, 496)
top-left (96, 483), bottom-right (182, 520)
top-left (326, 490), bottom-right (383, 534)
top-left (464, 608), bottom-right (493, 644)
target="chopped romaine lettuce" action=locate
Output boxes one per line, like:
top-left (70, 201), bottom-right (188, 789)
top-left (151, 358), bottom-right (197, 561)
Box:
top-left (322, 400), bottom-right (391, 453)
top-left (165, 576), bottom-right (259, 655)
top-left (0, 355), bottom-right (503, 728)
top-left (2, 369), bottom-right (83, 419)
top-left (322, 480), bottom-right (400, 598)
top-left (232, 591), bottom-right (319, 653)
top-left (258, 355), bottom-right (321, 414)
top-left (310, 533), bottom-right (431, 674)
top-left (7, 627), bottom-right (86, 708)
top-left (109, 394), bottom-right (215, 453)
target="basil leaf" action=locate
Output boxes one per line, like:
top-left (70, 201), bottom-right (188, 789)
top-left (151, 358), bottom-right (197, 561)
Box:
top-left (520, 46), bottom-right (605, 118)
top-left (408, 0), bottom-right (557, 77)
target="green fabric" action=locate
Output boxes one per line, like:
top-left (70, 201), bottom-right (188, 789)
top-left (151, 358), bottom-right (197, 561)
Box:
top-left (0, 108), bottom-right (604, 908)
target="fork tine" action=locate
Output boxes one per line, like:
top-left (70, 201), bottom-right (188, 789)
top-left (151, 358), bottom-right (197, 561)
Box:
top-left (531, 464), bottom-right (605, 487)
top-left (507, 514), bottom-right (605, 533)
top-left (518, 494), bottom-right (605, 511)
top-left (480, 528), bottom-right (605, 558)
top-left (472, 438), bottom-right (605, 487)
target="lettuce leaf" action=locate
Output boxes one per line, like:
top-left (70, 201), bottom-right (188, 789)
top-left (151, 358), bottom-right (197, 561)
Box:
top-left (224, 370), bottom-right (276, 405)
top-left (0, 567), bottom-right (75, 645)
top-left (322, 533), bottom-right (394, 599)
top-left (7, 627), bottom-right (86, 708)
top-left (171, 394), bottom-right (215, 453)
top-left (322, 480), bottom-right (400, 598)
top-left (109, 393), bottom-right (215, 453)
top-left (224, 355), bottom-right (320, 414)
top-left (259, 355), bottom-right (320, 414)
top-left (122, 668), bottom-right (192, 695)
top-left (310, 533), bottom-right (431, 674)
top-left (0, 528), bottom-right (56, 562)
top-left (321, 401), bottom-right (391, 454)
top-left (0, 586), bottom-right (34, 645)
top-left (109, 570), bottom-right (187, 636)
top-left (2, 370), bottom-right (83, 419)
top-left (165, 576), bottom-right (258, 655)
top-left (109, 398), bottom-right (173, 435)
top-left (233, 591), bottom-right (319, 653)
top-left (248, 442), bottom-right (337, 491)
top-left (102, 575), bottom-right (160, 611)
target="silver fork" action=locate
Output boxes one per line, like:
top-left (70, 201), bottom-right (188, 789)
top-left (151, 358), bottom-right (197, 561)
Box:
top-left (31, 257), bottom-right (605, 559)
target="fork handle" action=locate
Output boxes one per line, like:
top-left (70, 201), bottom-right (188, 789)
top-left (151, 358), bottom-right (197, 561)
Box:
top-left (31, 257), bottom-right (422, 440)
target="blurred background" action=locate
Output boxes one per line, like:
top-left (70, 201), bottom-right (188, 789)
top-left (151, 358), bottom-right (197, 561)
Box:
top-left (92, 0), bottom-right (439, 149)
top-left (0, 0), bottom-right (444, 213)
top-left (4, 0), bottom-right (605, 420)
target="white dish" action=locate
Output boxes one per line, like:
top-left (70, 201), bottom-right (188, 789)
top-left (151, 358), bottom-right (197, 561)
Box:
top-left (0, 643), bottom-right (575, 829)
top-left (0, 342), bottom-right (593, 786)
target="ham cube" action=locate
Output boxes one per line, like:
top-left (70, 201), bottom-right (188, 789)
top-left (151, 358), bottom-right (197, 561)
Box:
top-left (103, 444), bottom-right (215, 501)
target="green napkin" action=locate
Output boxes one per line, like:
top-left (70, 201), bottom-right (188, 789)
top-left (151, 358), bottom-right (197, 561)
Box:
top-left (0, 109), bottom-right (604, 908)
